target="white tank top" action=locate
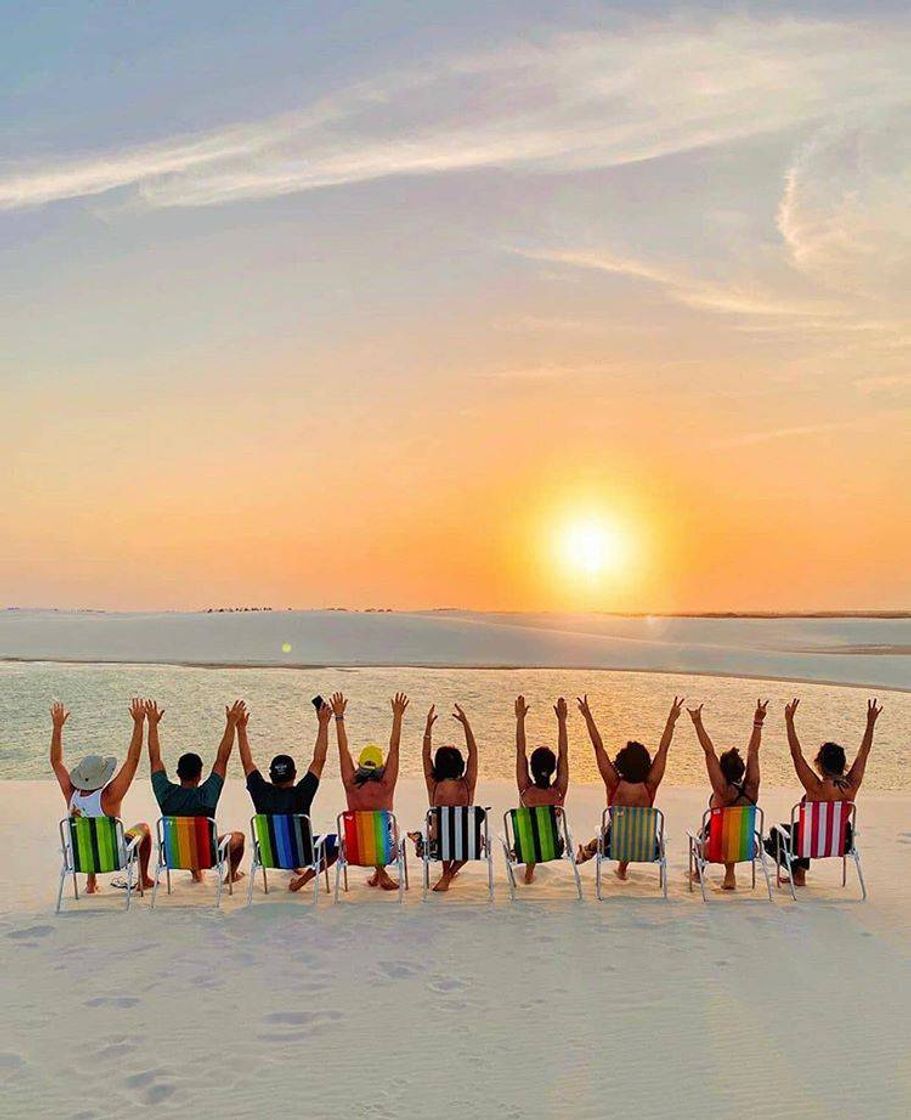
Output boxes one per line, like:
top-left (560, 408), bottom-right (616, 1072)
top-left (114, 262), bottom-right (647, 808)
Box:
top-left (69, 786), bottom-right (107, 818)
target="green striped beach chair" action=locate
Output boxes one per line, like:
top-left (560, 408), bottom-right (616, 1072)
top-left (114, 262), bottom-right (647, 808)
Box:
top-left (687, 805), bottom-right (772, 902)
top-left (500, 806), bottom-right (582, 900)
top-left (247, 813), bottom-right (330, 906)
top-left (596, 806), bottom-right (667, 899)
top-left (56, 816), bottom-right (143, 912)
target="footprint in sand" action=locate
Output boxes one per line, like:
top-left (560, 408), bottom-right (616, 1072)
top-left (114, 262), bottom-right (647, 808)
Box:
top-left (84, 996), bottom-right (140, 1008)
top-left (258, 1009), bottom-right (344, 1040)
top-left (374, 960), bottom-right (419, 981)
top-left (427, 977), bottom-right (468, 994)
top-left (123, 1069), bottom-right (177, 1105)
top-left (7, 925), bottom-right (54, 941)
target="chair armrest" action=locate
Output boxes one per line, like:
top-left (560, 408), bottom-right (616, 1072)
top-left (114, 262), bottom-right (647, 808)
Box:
top-left (124, 833), bottom-right (143, 855)
top-left (216, 835), bottom-right (232, 859)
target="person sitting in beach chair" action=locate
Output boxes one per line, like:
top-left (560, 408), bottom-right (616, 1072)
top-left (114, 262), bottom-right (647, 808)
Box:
top-left (409, 702), bottom-right (480, 892)
top-left (50, 698), bottom-right (155, 895)
top-left (332, 690), bottom-right (408, 890)
top-left (147, 698), bottom-right (245, 885)
top-left (237, 697), bottom-right (338, 892)
top-left (763, 697), bottom-right (882, 888)
top-left (575, 694), bottom-right (684, 879)
top-left (688, 698), bottom-right (767, 890)
top-left (513, 694), bottom-right (569, 883)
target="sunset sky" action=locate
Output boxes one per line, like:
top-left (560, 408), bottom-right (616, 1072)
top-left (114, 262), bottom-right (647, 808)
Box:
top-left (2, 3), bottom-right (909, 612)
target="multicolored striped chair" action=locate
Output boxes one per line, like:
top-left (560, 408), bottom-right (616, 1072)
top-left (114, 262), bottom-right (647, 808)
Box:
top-left (687, 805), bottom-right (772, 902)
top-left (56, 816), bottom-right (142, 912)
top-left (771, 801), bottom-right (865, 901)
top-left (151, 816), bottom-right (231, 908)
top-left (247, 814), bottom-right (329, 906)
top-left (500, 806), bottom-right (582, 900)
top-left (596, 806), bottom-right (667, 899)
top-left (334, 810), bottom-right (408, 903)
top-left (420, 806), bottom-right (494, 900)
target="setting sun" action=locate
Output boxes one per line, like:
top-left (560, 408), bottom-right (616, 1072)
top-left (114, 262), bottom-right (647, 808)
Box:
top-left (556, 514), bottom-right (633, 581)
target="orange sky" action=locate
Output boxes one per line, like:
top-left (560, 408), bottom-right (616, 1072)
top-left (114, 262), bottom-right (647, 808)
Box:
top-left (2, 10), bottom-right (909, 611)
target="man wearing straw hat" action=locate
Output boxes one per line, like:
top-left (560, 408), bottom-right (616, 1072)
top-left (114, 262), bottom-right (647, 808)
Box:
top-left (49, 698), bottom-right (155, 895)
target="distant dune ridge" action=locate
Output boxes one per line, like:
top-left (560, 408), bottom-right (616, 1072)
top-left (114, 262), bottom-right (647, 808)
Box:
top-left (0, 609), bottom-right (908, 689)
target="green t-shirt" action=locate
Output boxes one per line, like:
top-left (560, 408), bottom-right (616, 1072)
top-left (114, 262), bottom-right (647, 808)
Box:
top-left (151, 770), bottom-right (224, 817)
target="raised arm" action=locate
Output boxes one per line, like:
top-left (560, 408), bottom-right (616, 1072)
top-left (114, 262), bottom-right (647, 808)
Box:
top-left (647, 696), bottom-right (684, 794)
top-left (105, 698), bottom-right (146, 803)
top-left (743, 699), bottom-right (768, 800)
top-left (514, 695), bottom-right (531, 794)
top-left (453, 704), bottom-right (479, 798)
top-left (49, 703), bottom-right (73, 801)
top-left (382, 692), bottom-right (409, 790)
top-left (331, 692), bottom-right (355, 788)
top-left (307, 700), bottom-right (332, 779)
top-left (844, 699), bottom-right (882, 794)
top-left (687, 703), bottom-right (727, 798)
top-left (784, 698), bottom-right (823, 797)
top-left (235, 704), bottom-right (256, 777)
top-left (422, 705), bottom-right (438, 797)
top-left (212, 699), bottom-right (244, 779)
top-left (554, 697), bottom-right (569, 797)
top-left (577, 695), bottom-right (619, 793)
top-left (145, 699), bottom-right (166, 775)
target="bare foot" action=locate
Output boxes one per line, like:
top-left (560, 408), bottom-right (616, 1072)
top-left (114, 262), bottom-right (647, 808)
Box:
top-left (781, 870), bottom-right (807, 887)
top-left (140, 877), bottom-right (156, 891)
top-left (190, 871), bottom-right (204, 883)
top-left (289, 869), bottom-right (316, 892)
top-left (85, 881), bottom-right (100, 895)
top-left (377, 868), bottom-right (399, 891)
top-left (576, 846), bottom-right (592, 865)
top-left (721, 876), bottom-right (737, 891)
top-left (433, 874), bottom-right (452, 892)
top-left (366, 871), bottom-right (379, 887)
top-left (225, 870), bottom-right (245, 885)
top-left (523, 865), bottom-right (536, 884)
top-left (687, 870), bottom-right (702, 882)
top-left (614, 866), bottom-right (629, 882)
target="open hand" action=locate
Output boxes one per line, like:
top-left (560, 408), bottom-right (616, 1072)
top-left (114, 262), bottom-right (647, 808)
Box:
top-left (554, 697), bottom-right (568, 721)
top-left (316, 700), bottom-right (332, 727)
top-left (424, 705), bottom-right (438, 734)
top-left (225, 699), bottom-right (247, 726)
top-left (129, 697), bottom-right (146, 724)
top-left (515, 695), bottom-right (530, 720)
top-left (50, 702), bottom-right (70, 729)
top-left (785, 698), bottom-right (800, 722)
top-left (391, 692), bottom-right (409, 718)
top-left (144, 699), bottom-right (165, 724)
top-left (452, 704), bottom-right (470, 729)
top-left (330, 692), bottom-right (347, 718)
top-left (867, 698), bottom-right (883, 724)
top-left (236, 704), bottom-right (250, 730)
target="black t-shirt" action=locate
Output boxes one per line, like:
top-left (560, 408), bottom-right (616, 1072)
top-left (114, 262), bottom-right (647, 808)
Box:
top-left (246, 769), bottom-right (319, 816)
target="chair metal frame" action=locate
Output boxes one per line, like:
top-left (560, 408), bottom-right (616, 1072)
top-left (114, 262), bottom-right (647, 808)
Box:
top-left (499, 805), bottom-right (582, 901)
top-left (56, 816), bottom-right (142, 913)
top-left (246, 813), bottom-right (330, 907)
top-left (333, 810), bottom-right (409, 904)
top-left (771, 801), bottom-right (865, 902)
top-left (686, 805), bottom-right (773, 903)
top-left (420, 806), bottom-right (494, 901)
top-left (596, 806), bottom-right (668, 900)
top-left (151, 816), bottom-right (232, 909)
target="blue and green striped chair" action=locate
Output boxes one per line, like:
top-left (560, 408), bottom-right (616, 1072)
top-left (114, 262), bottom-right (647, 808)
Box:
top-left (500, 805), bottom-right (582, 900)
top-left (596, 806), bottom-right (667, 899)
top-left (247, 814), bottom-right (329, 906)
top-left (56, 816), bottom-right (142, 912)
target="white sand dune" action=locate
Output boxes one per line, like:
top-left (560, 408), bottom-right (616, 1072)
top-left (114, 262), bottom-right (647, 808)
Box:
top-left (2, 609), bottom-right (909, 689)
top-left (2, 778), bottom-right (909, 1118)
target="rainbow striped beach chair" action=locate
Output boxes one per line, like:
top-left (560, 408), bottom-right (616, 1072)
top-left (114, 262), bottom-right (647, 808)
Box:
top-left (334, 810), bottom-right (408, 903)
top-left (151, 816), bottom-right (232, 908)
top-left (597, 806), bottom-right (667, 899)
top-left (687, 805), bottom-right (772, 902)
top-left (500, 806), bottom-right (582, 900)
top-left (420, 806), bottom-right (494, 900)
top-left (771, 801), bottom-right (865, 901)
top-left (56, 816), bottom-right (143, 912)
top-left (247, 814), bottom-right (330, 906)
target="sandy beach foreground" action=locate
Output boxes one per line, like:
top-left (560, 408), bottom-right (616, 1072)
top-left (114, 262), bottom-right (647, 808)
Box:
top-left (2, 778), bottom-right (909, 1118)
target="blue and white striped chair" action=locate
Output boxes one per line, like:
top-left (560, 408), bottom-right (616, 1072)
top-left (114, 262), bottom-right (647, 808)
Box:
top-left (419, 805), bottom-right (494, 900)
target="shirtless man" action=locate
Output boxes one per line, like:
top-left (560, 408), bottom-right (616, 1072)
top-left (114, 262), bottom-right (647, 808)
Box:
top-left (50, 699), bottom-right (154, 894)
top-left (331, 690), bottom-right (407, 890)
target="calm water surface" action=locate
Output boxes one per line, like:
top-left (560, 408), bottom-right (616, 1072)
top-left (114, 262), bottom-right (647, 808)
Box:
top-left (1, 662), bottom-right (907, 790)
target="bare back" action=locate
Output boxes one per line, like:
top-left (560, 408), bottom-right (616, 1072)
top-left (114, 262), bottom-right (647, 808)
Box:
top-left (345, 779), bottom-right (395, 813)
top-left (521, 784), bottom-right (564, 808)
top-left (430, 777), bottom-right (472, 808)
top-left (610, 780), bottom-right (654, 809)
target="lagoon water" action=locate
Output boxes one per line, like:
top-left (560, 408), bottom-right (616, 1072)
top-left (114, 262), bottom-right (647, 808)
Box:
top-left (2, 659), bottom-right (908, 789)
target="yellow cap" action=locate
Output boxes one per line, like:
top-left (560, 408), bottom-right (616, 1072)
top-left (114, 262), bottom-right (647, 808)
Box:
top-left (358, 744), bottom-right (384, 770)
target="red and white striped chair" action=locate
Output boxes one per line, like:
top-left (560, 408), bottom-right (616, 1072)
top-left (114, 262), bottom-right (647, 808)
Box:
top-left (770, 801), bottom-right (865, 901)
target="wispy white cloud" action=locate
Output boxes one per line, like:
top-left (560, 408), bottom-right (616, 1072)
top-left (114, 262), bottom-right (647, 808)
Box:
top-left (1, 16), bottom-right (908, 212)
top-left (711, 416), bottom-right (883, 448)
